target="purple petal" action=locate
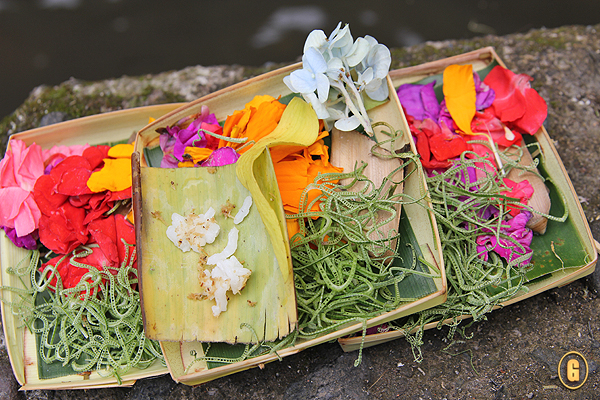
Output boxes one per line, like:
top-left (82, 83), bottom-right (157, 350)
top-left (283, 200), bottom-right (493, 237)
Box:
top-left (159, 107), bottom-right (219, 167)
top-left (397, 83), bottom-right (427, 120)
top-left (200, 147), bottom-right (240, 167)
top-left (173, 129), bottom-right (206, 162)
top-left (474, 73), bottom-right (496, 110)
top-left (160, 154), bottom-right (180, 168)
top-left (397, 82), bottom-right (440, 121)
top-left (420, 82), bottom-right (441, 121)
top-left (44, 155), bottom-right (67, 174)
top-left (2, 226), bottom-right (38, 250)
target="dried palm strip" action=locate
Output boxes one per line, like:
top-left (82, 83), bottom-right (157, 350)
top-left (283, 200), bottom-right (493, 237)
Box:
top-left (504, 138), bottom-right (551, 234)
top-left (330, 128), bottom-right (404, 259)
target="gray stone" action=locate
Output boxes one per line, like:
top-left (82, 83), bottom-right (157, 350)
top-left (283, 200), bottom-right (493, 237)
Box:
top-left (38, 111), bottom-right (70, 127)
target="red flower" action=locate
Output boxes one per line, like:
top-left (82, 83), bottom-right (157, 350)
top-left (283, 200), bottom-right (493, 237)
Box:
top-left (41, 214), bottom-right (137, 290)
top-left (409, 115), bottom-right (470, 169)
top-left (483, 66), bottom-right (547, 135)
top-left (33, 146), bottom-right (128, 255)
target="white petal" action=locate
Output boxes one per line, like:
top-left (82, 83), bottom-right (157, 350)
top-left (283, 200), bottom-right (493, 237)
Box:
top-left (326, 57), bottom-right (344, 81)
top-left (330, 23), bottom-right (352, 52)
top-left (328, 22), bottom-right (343, 42)
top-left (325, 106), bottom-right (346, 120)
top-left (367, 44), bottom-right (392, 79)
top-left (304, 47), bottom-right (327, 74)
top-left (363, 35), bottom-right (379, 47)
top-left (304, 29), bottom-right (327, 53)
top-left (365, 78), bottom-right (390, 101)
top-left (345, 37), bottom-right (370, 67)
top-left (315, 73), bottom-right (330, 103)
top-left (304, 92), bottom-right (330, 119)
top-left (334, 115), bottom-right (361, 132)
top-left (283, 75), bottom-right (296, 93)
top-left (358, 67), bottom-right (374, 86)
top-left (289, 69), bottom-right (317, 94)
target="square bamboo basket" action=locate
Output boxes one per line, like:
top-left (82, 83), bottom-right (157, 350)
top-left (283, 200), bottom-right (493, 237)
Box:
top-left (338, 47), bottom-right (599, 352)
top-left (0, 103), bottom-right (184, 390)
top-left (132, 62), bottom-right (447, 385)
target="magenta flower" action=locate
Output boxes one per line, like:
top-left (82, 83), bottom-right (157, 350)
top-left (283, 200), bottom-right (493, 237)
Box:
top-left (200, 147), bottom-right (240, 167)
top-left (159, 105), bottom-right (220, 168)
top-left (476, 211), bottom-right (533, 267)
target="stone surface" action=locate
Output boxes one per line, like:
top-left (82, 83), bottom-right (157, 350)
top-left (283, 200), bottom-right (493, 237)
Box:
top-left (1, 24), bottom-right (600, 399)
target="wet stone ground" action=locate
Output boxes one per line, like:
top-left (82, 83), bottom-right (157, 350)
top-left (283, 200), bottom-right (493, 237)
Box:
top-left (1, 23), bottom-right (600, 400)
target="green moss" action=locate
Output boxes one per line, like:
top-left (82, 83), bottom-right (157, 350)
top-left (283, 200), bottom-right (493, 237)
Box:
top-left (0, 83), bottom-right (123, 152)
top-left (523, 30), bottom-right (567, 51)
top-left (0, 80), bottom-right (190, 153)
top-left (390, 36), bottom-right (504, 70)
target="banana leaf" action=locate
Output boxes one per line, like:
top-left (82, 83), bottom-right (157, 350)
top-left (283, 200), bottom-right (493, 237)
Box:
top-left (136, 149), bottom-right (297, 344)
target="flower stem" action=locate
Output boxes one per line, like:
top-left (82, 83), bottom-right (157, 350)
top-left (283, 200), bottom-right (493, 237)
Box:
top-left (341, 73), bottom-right (372, 134)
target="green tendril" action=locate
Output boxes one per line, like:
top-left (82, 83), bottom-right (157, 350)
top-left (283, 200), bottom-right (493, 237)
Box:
top-left (0, 239), bottom-right (164, 382)
top-left (198, 128), bottom-right (248, 144)
top-left (386, 140), bottom-right (569, 361)
top-left (287, 132), bottom-right (438, 344)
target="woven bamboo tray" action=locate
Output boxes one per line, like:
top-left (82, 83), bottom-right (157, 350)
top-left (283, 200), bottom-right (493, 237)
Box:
top-left (338, 47), bottom-right (599, 352)
top-left (133, 62), bottom-right (447, 385)
top-left (0, 103), bottom-right (184, 390)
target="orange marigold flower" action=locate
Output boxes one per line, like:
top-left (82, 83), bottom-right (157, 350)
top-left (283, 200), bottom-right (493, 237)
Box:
top-left (221, 95), bottom-right (286, 152)
top-left (271, 130), bottom-right (343, 238)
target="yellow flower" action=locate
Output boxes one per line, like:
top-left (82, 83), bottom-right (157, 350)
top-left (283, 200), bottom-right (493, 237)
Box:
top-left (87, 143), bottom-right (134, 192)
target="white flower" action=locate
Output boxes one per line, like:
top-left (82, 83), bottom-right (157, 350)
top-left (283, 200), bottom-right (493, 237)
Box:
top-left (344, 37), bottom-right (370, 67)
top-left (303, 28), bottom-right (328, 54)
top-left (284, 47), bottom-right (329, 102)
top-left (358, 36), bottom-right (391, 101)
top-left (327, 22), bottom-right (354, 60)
top-left (285, 22), bottom-right (392, 135)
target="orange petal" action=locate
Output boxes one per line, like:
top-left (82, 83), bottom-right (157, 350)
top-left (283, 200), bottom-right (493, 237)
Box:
top-left (240, 99), bottom-right (286, 151)
top-left (273, 158), bottom-right (311, 213)
top-left (286, 218), bottom-right (301, 241)
top-left (270, 145), bottom-right (305, 163)
top-left (443, 64), bottom-right (476, 135)
top-left (246, 94), bottom-right (277, 109)
top-left (177, 161), bottom-right (196, 168)
top-left (184, 147), bottom-right (213, 163)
